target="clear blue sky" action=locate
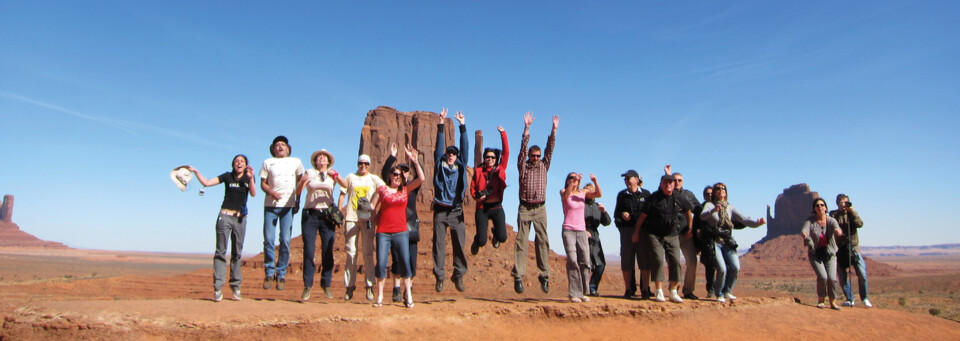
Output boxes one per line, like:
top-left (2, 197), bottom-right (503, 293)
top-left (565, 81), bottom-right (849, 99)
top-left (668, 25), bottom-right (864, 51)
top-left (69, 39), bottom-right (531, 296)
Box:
top-left (2, 1), bottom-right (957, 255)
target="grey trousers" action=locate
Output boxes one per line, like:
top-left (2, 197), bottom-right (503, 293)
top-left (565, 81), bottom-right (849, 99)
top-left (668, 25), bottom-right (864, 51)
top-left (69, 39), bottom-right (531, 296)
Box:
top-left (645, 233), bottom-right (682, 282)
top-left (562, 230), bottom-right (591, 299)
top-left (512, 203), bottom-right (551, 280)
top-left (680, 236), bottom-right (699, 294)
top-left (214, 213), bottom-right (246, 291)
top-left (809, 249), bottom-right (840, 299)
top-left (433, 207), bottom-right (467, 280)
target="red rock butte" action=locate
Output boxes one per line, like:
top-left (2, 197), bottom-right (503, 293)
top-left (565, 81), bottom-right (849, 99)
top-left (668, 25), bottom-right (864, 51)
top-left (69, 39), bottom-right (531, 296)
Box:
top-left (0, 194), bottom-right (68, 248)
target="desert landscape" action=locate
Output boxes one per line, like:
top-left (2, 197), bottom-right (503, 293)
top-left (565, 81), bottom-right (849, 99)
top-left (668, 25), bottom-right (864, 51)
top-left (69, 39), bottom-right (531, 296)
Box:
top-left (3, 110), bottom-right (959, 339)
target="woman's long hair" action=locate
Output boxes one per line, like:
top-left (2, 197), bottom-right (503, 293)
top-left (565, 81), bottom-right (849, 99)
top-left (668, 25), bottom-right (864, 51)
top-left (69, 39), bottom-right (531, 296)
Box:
top-left (711, 182), bottom-right (728, 203)
top-left (388, 165), bottom-right (407, 191)
top-left (811, 198), bottom-right (828, 215)
top-left (233, 154), bottom-right (248, 176)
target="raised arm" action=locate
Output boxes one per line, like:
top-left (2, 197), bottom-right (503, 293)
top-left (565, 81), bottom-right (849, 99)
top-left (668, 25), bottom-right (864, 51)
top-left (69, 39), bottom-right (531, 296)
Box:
top-left (664, 164), bottom-right (672, 175)
top-left (405, 144), bottom-right (425, 191)
top-left (382, 143), bottom-right (398, 181)
top-left (542, 115), bottom-right (558, 168)
top-left (187, 166), bottom-right (221, 187)
top-left (518, 113), bottom-right (532, 170)
top-left (435, 108), bottom-right (448, 163)
top-left (585, 173), bottom-right (602, 199)
top-left (497, 126), bottom-right (509, 172)
top-left (456, 111), bottom-right (468, 166)
top-left (561, 173), bottom-right (581, 202)
top-left (729, 204), bottom-right (766, 227)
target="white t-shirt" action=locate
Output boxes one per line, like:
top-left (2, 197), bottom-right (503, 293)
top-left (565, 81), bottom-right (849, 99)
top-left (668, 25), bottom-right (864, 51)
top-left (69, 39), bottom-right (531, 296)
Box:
top-left (259, 157), bottom-right (305, 208)
top-left (342, 173), bottom-right (385, 222)
top-left (304, 169), bottom-right (336, 210)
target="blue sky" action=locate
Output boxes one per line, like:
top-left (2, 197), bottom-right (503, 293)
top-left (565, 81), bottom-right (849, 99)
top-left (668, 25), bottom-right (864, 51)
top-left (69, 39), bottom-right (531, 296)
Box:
top-left (1, 1), bottom-right (958, 255)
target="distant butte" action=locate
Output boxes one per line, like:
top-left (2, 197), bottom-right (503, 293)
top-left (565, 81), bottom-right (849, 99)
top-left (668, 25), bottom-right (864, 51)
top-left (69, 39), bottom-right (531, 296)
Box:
top-left (0, 194), bottom-right (68, 249)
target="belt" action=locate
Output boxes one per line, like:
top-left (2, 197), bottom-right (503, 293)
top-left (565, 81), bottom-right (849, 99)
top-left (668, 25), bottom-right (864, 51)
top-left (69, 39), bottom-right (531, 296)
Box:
top-left (433, 202), bottom-right (462, 212)
top-left (220, 208), bottom-right (242, 217)
top-left (519, 200), bottom-right (544, 207)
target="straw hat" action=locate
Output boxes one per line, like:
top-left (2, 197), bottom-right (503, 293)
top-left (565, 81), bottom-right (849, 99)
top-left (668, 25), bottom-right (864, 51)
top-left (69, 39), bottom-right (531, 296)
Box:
top-left (170, 167), bottom-right (193, 192)
top-left (310, 149), bottom-right (335, 169)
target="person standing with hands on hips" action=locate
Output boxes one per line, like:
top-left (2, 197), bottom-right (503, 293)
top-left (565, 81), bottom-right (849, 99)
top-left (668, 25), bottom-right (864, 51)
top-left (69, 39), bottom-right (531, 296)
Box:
top-left (186, 155), bottom-right (257, 302)
top-left (260, 136), bottom-right (305, 291)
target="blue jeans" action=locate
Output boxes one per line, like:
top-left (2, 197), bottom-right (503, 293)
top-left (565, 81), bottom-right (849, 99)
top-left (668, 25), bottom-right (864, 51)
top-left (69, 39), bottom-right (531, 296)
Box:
top-left (377, 231), bottom-right (411, 279)
top-left (840, 250), bottom-right (869, 301)
top-left (713, 243), bottom-right (740, 296)
top-left (263, 207), bottom-right (294, 279)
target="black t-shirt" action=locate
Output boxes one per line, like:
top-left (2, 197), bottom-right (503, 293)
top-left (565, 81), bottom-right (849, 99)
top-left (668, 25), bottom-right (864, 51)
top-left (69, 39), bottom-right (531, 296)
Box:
top-left (640, 190), bottom-right (692, 237)
top-left (218, 172), bottom-right (250, 212)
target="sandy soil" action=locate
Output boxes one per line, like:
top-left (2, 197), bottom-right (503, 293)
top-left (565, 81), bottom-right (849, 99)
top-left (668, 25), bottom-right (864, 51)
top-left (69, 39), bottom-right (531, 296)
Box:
top-left (2, 247), bottom-right (960, 340)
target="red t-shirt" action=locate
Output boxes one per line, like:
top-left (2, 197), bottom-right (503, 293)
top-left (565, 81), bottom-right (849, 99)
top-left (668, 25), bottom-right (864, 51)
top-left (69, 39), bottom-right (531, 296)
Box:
top-left (376, 185), bottom-right (408, 233)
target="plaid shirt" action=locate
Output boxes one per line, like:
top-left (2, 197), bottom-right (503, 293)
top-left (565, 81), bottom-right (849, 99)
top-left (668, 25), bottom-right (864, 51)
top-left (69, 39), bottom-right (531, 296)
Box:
top-left (517, 131), bottom-right (555, 203)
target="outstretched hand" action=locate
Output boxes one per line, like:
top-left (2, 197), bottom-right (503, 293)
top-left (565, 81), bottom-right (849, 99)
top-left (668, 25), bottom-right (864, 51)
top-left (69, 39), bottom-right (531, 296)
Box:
top-left (390, 142), bottom-right (398, 157)
top-left (497, 126), bottom-right (505, 132)
top-left (439, 107), bottom-right (448, 124)
top-left (454, 111), bottom-right (465, 125)
top-left (552, 115), bottom-right (559, 130)
top-left (405, 144), bottom-right (419, 162)
top-left (589, 173), bottom-right (597, 183)
top-left (523, 112), bottom-right (534, 127)
top-left (664, 164), bottom-right (672, 175)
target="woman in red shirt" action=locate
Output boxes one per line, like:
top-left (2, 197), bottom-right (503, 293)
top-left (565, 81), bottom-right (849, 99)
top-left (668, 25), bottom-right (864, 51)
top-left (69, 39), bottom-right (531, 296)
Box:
top-left (470, 126), bottom-right (509, 254)
top-left (371, 145), bottom-right (424, 308)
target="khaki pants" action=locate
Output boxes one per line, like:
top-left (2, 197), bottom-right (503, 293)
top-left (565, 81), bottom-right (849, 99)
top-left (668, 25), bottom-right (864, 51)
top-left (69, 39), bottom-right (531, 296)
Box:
top-left (512, 203), bottom-right (551, 280)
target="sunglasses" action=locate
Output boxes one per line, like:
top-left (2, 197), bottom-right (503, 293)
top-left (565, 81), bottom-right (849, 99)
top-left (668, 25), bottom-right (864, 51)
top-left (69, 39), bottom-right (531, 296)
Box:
top-left (391, 172), bottom-right (403, 177)
top-left (358, 162), bottom-right (370, 166)
top-left (529, 154), bottom-right (541, 158)
top-left (716, 186), bottom-right (727, 190)
top-left (484, 155), bottom-right (496, 159)
top-left (815, 203), bottom-right (827, 207)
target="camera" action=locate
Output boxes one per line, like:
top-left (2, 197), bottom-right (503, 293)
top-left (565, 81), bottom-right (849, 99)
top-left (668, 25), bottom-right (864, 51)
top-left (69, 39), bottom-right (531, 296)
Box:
top-left (845, 202), bottom-right (853, 208)
top-left (475, 189), bottom-right (490, 199)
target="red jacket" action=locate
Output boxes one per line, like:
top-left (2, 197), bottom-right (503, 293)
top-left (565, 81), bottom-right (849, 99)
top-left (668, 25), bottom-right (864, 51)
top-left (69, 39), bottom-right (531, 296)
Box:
top-left (471, 129), bottom-right (509, 207)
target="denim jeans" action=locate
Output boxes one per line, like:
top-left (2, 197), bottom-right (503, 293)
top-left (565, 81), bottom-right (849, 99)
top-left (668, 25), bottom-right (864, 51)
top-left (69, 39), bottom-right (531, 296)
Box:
top-left (840, 250), bottom-right (869, 301)
top-left (301, 211), bottom-right (336, 288)
top-left (213, 213), bottom-right (245, 291)
top-left (391, 239), bottom-right (418, 277)
top-left (713, 243), bottom-right (740, 296)
top-left (263, 207), bottom-right (294, 279)
top-left (377, 231), bottom-right (411, 279)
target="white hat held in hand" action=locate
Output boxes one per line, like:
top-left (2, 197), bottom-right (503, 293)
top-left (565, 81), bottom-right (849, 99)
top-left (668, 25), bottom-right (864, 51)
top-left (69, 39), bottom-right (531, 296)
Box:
top-left (170, 167), bottom-right (193, 191)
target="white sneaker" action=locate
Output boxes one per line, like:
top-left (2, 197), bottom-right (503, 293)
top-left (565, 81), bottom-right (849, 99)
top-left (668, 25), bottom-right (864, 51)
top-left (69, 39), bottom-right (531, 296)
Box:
top-left (724, 293), bottom-right (737, 300)
top-left (717, 296), bottom-right (726, 303)
top-left (654, 289), bottom-right (666, 302)
top-left (843, 301), bottom-right (854, 307)
top-left (232, 287), bottom-right (242, 301)
top-left (863, 299), bottom-right (872, 308)
top-left (669, 290), bottom-right (683, 303)
top-left (213, 290), bottom-right (223, 302)
top-left (581, 296), bottom-right (591, 303)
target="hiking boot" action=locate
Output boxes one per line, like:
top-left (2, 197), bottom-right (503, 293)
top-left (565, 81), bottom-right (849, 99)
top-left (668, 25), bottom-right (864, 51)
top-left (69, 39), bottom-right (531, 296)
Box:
top-left (214, 289), bottom-right (223, 302)
top-left (323, 286), bottom-right (333, 298)
top-left (232, 287), bottom-right (242, 301)
top-left (435, 278), bottom-right (444, 292)
top-left (514, 279), bottom-right (524, 294)
top-left (588, 289), bottom-right (599, 297)
top-left (392, 287), bottom-right (402, 303)
top-left (706, 292), bottom-right (717, 300)
top-left (843, 301), bottom-right (854, 307)
top-left (683, 292), bottom-right (699, 300)
top-left (492, 239), bottom-right (501, 248)
top-left (263, 276), bottom-right (274, 290)
top-left (640, 290), bottom-right (651, 300)
top-left (454, 276), bottom-right (465, 292)
top-left (366, 287), bottom-right (375, 301)
top-left (539, 276), bottom-right (549, 294)
top-left (345, 286), bottom-right (356, 300)
top-left (301, 287), bottom-right (311, 301)
top-left (276, 278), bottom-right (286, 290)
top-left (863, 299), bottom-right (873, 308)
top-left (623, 290), bottom-right (634, 299)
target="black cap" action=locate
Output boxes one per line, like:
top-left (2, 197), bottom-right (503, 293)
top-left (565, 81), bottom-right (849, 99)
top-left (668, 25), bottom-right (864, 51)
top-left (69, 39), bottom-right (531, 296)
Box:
top-left (660, 174), bottom-right (675, 182)
top-left (396, 163), bottom-right (410, 172)
top-left (445, 146), bottom-right (459, 155)
top-left (621, 170), bottom-right (640, 180)
top-left (272, 135), bottom-right (289, 146)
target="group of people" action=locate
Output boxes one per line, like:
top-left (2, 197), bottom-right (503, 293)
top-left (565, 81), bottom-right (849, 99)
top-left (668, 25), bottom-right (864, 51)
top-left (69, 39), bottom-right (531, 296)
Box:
top-left (182, 110), bottom-right (869, 309)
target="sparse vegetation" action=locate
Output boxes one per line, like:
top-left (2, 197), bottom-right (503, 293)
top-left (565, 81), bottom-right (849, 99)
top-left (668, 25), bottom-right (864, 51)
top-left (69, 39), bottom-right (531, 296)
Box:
top-left (929, 308), bottom-right (941, 317)
top-left (899, 297), bottom-right (907, 307)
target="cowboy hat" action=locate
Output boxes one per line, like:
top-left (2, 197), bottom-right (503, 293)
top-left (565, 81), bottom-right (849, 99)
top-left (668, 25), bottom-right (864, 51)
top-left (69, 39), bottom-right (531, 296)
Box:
top-left (170, 166), bottom-right (193, 192)
top-left (310, 149), bottom-right (335, 169)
